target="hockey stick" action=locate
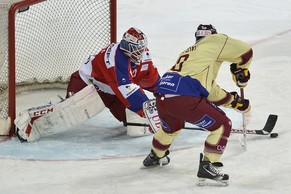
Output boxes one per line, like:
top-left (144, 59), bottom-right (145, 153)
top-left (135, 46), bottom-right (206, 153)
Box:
top-left (240, 88), bottom-right (247, 150)
top-left (124, 114), bottom-right (278, 136)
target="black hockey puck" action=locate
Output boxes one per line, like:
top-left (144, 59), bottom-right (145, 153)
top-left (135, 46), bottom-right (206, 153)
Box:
top-left (270, 133), bottom-right (278, 138)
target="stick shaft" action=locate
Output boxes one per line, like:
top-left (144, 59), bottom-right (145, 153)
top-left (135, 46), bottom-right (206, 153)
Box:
top-left (240, 88), bottom-right (247, 150)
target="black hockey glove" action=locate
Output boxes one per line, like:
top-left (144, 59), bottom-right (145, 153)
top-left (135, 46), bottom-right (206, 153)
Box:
top-left (230, 63), bottom-right (250, 88)
top-left (230, 92), bottom-right (251, 113)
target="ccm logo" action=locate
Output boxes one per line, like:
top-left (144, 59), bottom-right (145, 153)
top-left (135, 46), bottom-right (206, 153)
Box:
top-left (33, 108), bottom-right (54, 117)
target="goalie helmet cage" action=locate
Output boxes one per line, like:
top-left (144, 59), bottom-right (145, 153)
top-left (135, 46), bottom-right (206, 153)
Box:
top-left (0, 0), bottom-right (117, 136)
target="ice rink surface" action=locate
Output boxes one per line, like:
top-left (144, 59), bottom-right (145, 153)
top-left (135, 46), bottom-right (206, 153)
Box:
top-left (1, 0), bottom-right (291, 193)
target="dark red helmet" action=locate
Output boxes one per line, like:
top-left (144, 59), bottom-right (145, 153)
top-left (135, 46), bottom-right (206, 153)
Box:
top-left (195, 24), bottom-right (217, 41)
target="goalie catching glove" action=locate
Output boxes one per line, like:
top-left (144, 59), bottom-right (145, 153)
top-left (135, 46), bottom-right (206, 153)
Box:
top-left (224, 91), bottom-right (251, 113)
top-left (230, 63), bottom-right (250, 88)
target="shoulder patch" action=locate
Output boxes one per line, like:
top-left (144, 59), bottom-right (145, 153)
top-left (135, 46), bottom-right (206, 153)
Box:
top-left (140, 64), bottom-right (149, 71)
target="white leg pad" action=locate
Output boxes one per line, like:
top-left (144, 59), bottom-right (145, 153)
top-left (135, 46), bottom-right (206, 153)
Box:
top-left (15, 85), bottom-right (105, 142)
top-left (126, 108), bottom-right (152, 137)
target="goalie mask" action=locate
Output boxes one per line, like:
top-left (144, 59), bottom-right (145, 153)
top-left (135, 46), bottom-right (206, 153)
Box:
top-left (195, 24), bottom-right (217, 42)
top-left (120, 27), bottom-right (148, 65)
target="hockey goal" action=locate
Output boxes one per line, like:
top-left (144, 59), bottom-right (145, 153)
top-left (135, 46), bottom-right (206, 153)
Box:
top-left (0, 0), bottom-right (117, 136)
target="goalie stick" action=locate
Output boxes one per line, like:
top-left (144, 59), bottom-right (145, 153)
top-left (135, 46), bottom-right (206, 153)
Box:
top-left (125, 114), bottom-right (278, 136)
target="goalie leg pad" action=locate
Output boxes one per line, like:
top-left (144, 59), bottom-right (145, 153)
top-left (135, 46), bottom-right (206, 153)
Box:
top-left (126, 109), bottom-right (152, 137)
top-left (15, 85), bottom-right (105, 142)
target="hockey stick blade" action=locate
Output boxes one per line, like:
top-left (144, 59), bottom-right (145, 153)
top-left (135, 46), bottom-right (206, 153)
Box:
top-left (231, 114), bottom-right (278, 135)
top-left (125, 114), bottom-right (278, 136)
top-left (261, 114), bottom-right (278, 133)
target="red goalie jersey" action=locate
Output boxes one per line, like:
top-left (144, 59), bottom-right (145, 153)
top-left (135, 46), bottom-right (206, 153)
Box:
top-left (67, 42), bottom-right (160, 122)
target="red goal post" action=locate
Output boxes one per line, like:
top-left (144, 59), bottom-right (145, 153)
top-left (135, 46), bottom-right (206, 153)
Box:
top-left (0, 0), bottom-right (117, 136)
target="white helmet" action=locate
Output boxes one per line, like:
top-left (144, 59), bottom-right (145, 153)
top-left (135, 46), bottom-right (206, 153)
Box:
top-left (120, 27), bottom-right (148, 65)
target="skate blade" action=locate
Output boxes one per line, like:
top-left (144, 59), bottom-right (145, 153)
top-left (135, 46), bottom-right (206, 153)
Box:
top-left (140, 164), bottom-right (163, 169)
top-left (197, 178), bottom-right (229, 187)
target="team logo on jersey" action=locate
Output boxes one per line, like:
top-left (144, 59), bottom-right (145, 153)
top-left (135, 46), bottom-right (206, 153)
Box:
top-left (140, 64), bottom-right (148, 71)
top-left (118, 83), bottom-right (139, 98)
top-left (160, 119), bottom-right (171, 132)
top-left (194, 114), bottom-right (215, 128)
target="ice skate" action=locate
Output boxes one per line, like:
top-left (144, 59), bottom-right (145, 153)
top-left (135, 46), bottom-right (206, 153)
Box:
top-left (196, 153), bottom-right (229, 186)
top-left (143, 149), bottom-right (170, 167)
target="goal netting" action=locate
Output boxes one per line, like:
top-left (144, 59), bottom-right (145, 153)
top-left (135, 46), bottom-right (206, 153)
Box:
top-left (0, 0), bottom-right (116, 135)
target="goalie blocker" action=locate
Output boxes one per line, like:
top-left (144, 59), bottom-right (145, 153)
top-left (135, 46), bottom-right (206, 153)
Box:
top-left (15, 85), bottom-right (105, 142)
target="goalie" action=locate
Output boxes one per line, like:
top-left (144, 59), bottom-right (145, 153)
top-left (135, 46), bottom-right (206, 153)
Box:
top-left (15, 27), bottom-right (160, 142)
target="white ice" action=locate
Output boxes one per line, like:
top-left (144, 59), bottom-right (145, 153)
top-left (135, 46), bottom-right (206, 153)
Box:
top-left (1, 0), bottom-right (291, 193)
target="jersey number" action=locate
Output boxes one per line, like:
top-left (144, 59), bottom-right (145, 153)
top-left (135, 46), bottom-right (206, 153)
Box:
top-left (170, 54), bottom-right (189, 72)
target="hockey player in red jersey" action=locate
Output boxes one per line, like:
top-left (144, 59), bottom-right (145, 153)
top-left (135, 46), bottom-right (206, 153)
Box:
top-left (15, 27), bottom-right (160, 142)
top-left (67, 27), bottom-right (160, 123)
top-left (142, 24), bottom-right (252, 186)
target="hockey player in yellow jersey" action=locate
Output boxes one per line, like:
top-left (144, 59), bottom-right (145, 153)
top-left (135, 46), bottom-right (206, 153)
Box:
top-left (172, 24), bottom-right (252, 106)
top-left (143, 24), bottom-right (252, 186)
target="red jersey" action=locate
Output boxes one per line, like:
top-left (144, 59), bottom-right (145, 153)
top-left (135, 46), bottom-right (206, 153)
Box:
top-left (79, 43), bottom-right (160, 116)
